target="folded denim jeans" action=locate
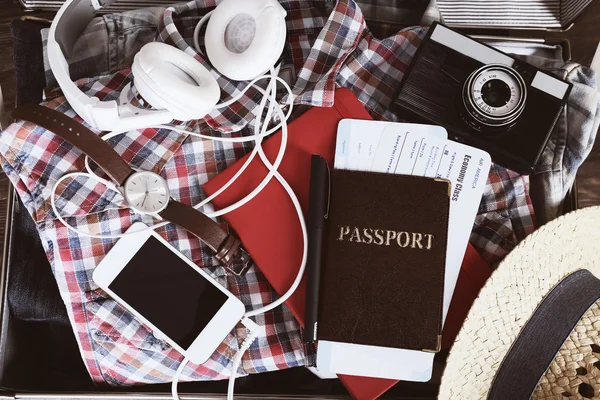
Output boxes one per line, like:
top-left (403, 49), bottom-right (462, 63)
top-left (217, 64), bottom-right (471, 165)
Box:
top-left (528, 59), bottom-right (600, 224)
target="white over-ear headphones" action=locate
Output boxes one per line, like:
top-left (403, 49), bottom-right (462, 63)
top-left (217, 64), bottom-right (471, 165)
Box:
top-left (48, 0), bottom-right (287, 131)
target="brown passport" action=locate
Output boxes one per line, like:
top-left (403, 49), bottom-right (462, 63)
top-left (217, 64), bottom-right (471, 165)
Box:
top-left (318, 170), bottom-right (450, 352)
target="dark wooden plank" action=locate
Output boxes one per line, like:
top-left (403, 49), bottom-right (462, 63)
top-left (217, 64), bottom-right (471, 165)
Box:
top-left (0, 0), bottom-right (53, 112)
top-left (0, 0), bottom-right (26, 268)
top-left (0, 175), bottom-right (9, 268)
top-left (0, 0), bottom-right (29, 112)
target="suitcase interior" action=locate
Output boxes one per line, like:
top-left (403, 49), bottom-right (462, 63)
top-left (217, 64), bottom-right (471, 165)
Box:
top-left (0, 0), bottom-right (592, 396)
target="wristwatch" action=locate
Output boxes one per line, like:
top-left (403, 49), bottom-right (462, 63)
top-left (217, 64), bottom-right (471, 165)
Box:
top-left (13, 104), bottom-right (250, 274)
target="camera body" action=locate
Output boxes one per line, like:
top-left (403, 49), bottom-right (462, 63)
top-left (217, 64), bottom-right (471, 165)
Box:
top-left (394, 22), bottom-right (572, 174)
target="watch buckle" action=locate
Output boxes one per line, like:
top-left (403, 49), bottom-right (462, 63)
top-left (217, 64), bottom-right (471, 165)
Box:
top-left (226, 247), bottom-right (252, 277)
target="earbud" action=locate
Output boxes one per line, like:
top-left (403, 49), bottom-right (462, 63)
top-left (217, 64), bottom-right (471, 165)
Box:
top-left (205, 0), bottom-right (287, 81)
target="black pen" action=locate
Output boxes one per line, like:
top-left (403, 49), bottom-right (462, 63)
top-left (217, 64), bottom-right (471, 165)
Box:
top-left (304, 155), bottom-right (329, 367)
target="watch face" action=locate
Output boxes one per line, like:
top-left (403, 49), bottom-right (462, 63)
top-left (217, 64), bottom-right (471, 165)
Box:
top-left (124, 171), bottom-right (170, 214)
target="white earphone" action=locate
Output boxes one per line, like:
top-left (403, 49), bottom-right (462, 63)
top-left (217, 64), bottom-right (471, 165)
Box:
top-left (48, 0), bottom-right (287, 131)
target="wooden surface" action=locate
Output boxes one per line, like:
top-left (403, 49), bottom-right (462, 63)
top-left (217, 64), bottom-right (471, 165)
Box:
top-left (0, 0), bottom-right (21, 268)
top-left (0, 0), bottom-right (599, 267)
top-left (1, 0), bottom-right (26, 112)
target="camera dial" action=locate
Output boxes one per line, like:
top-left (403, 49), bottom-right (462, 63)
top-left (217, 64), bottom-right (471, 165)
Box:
top-left (462, 64), bottom-right (527, 128)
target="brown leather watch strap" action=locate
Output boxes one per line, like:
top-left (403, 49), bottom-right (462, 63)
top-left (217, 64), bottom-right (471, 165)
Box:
top-left (13, 104), bottom-right (134, 186)
top-left (13, 103), bottom-right (249, 274)
top-left (159, 200), bottom-right (246, 270)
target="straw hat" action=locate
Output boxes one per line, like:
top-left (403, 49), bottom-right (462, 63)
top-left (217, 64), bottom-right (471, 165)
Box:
top-left (439, 206), bottom-right (600, 400)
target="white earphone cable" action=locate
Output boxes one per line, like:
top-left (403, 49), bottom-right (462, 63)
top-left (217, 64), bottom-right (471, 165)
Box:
top-left (171, 355), bottom-right (190, 400)
top-left (74, 73), bottom-right (294, 237)
top-left (83, 73), bottom-right (292, 190)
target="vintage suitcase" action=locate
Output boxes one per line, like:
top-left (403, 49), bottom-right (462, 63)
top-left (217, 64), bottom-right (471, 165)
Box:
top-left (0, 0), bottom-right (598, 398)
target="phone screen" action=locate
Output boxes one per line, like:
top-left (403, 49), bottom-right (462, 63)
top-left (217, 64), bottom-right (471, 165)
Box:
top-left (109, 236), bottom-right (228, 349)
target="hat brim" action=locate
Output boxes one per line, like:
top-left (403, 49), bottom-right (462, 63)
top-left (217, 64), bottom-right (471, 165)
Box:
top-left (439, 206), bottom-right (600, 399)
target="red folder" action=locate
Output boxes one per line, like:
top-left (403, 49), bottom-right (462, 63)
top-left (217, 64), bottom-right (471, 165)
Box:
top-left (204, 88), bottom-right (489, 399)
top-left (204, 88), bottom-right (372, 324)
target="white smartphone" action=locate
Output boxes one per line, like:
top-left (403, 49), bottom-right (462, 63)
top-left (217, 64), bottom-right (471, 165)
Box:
top-left (93, 223), bottom-right (246, 365)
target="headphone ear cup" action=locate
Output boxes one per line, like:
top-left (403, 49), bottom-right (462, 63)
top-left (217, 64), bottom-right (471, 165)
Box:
top-left (132, 42), bottom-right (220, 121)
top-left (205, 0), bottom-right (287, 81)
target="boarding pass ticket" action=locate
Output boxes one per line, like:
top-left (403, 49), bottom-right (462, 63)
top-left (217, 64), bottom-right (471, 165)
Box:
top-left (335, 118), bottom-right (491, 319)
top-left (318, 119), bottom-right (491, 382)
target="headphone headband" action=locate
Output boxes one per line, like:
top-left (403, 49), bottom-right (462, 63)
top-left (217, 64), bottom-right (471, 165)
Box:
top-left (49, 0), bottom-right (287, 131)
top-left (48, 0), bottom-right (174, 131)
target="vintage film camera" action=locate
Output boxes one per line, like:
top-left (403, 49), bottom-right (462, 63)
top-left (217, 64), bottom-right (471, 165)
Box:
top-left (394, 22), bottom-right (572, 174)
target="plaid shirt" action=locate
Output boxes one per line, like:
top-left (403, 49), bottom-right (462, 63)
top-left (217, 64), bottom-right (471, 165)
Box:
top-left (2, 0), bottom-right (534, 386)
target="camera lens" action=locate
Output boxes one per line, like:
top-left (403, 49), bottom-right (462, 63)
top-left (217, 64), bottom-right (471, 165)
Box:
top-left (462, 64), bottom-right (527, 128)
top-left (480, 79), bottom-right (512, 108)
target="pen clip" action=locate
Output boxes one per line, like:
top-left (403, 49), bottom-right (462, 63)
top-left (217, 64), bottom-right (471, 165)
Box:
top-left (324, 161), bottom-right (331, 219)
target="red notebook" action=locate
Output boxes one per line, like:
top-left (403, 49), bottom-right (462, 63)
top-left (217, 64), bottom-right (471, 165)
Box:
top-left (204, 88), bottom-right (490, 399)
